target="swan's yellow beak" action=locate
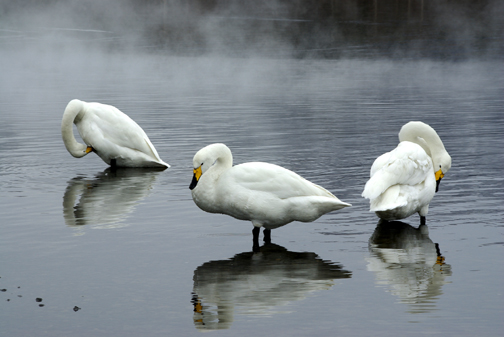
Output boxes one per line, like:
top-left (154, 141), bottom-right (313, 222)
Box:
top-left (193, 298), bottom-right (202, 314)
top-left (435, 169), bottom-right (444, 193)
top-left (192, 294), bottom-right (203, 323)
top-left (85, 146), bottom-right (93, 154)
top-left (189, 166), bottom-right (202, 190)
top-left (436, 255), bottom-right (446, 265)
top-left (194, 166), bottom-right (202, 181)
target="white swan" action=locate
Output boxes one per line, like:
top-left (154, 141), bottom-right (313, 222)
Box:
top-left (61, 99), bottom-right (169, 168)
top-left (362, 121), bottom-right (451, 223)
top-left (189, 143), bottom-right (351, 244)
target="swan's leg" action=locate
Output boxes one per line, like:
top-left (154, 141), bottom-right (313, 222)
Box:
top-left (110, 159), bottom-right (117, 169)
top-left (252, 227), bottom-right (260, 252)
top-left (420, 216), bottom-right (426, 226)
top-left (263, 229), bottom-right (271, 244)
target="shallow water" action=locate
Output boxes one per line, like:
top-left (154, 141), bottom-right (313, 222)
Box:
top-left (0, 47), bottom-right (503, 336)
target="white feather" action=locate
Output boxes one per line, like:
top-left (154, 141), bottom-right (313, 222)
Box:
top-left (61, 99), bottom-right (169, 168)
top-left (190, 143), bottom-right (351, 230)
top-left (362, 122), bottom-right (451, 221)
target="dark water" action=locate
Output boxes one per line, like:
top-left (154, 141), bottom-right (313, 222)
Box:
top-left (1, 46), bottom-right (503, 336)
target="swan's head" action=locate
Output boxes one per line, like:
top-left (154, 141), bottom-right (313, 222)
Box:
top-left (399, 121), bottom-right (451, 192)
top-left (62, 99), bottom-right (94, 158)
top-left (189, 143), bottom-right (232, 190)
top-left (433, 152), bottom-right (452, 192)
top-left (64, 140), bottom-right (94, 158)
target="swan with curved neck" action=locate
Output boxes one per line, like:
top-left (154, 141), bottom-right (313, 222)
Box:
top-left (362, 121), bottom-right (451, 224)
top-left (61, 99), bottom-right (169, 168)
top-left (189, 143), bottom-right (351, 247)
top-left (398, 121), bottom-right (451, 188)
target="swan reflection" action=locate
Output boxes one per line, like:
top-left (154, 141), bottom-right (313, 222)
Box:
top-left (366, 220), bottom-right (452, 313)
top-left (63, 168), bottom-right (161, 230)
top-left (191, 243), bottom-right (351, 330)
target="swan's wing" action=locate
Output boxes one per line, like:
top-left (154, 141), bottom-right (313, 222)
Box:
top-left (362, 142), bottom-right (432, 200)
top-left (82, 103), bottom-right (161, 160)
top-left (225, 162), bottom-right (336, 200)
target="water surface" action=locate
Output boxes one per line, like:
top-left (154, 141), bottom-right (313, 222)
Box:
top-left (0, 48), bottom-right (503, 336)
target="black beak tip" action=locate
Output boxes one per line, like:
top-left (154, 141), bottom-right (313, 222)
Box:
top-left (189, 175), bottom-right (198, 190)
top-left (435, 178), bottom-right (442, 193)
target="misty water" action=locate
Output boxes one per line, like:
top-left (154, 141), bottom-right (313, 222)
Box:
top-left (1, 7), bottom-right (504, 337)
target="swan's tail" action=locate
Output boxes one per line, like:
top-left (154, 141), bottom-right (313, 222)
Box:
top-left (143, 139), bottom-right (170, 168)
top-left (154, 159), bottom-right (171, 169)
top-left (289, 196), bottom-right (351, 223)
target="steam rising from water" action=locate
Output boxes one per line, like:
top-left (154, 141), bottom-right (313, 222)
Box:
top-left (0, 0), bottom-right (502, 132)
top-left (1, 0), bottom-right (502, 58)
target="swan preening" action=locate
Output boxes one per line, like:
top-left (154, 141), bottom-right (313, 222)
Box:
top-left (362, 121), bottom-right (451, 224)
top-left (60, 102), bottom-right (451, 243)
top-left (61, 99), bottom-right (170, 168)
top-left (189, 143), bottom-right (351, 245)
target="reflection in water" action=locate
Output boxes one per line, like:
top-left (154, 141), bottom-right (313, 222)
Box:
top-left (367, 220), bottom-right (452, 314)
top-left (62, 168), bottom-right (161, 231)
top-left (191, 243), bottom-right (351, 330)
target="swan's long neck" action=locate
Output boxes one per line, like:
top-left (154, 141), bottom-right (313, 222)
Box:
top-left (61, 99), bottom-right (89, 158)
top-left (216, 150), bottom-right (233, 171)
top-left (195, 144), bottom-right (233, 192)
top-left (191, 144), bottom-right (233, 213)
top-left (207, 144), bottom-right (233, 178)
top-left (399, 121), bottom-right (449, 170)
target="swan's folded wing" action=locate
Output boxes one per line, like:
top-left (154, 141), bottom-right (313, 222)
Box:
top-left (368, 185), bottom-right (408, 211)
top-left (91, 103), bottom-right (159, 158)
top-left (362, 142), bottom-right (432, 200)
top-left (229, 162), bottom-right (337, 200)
